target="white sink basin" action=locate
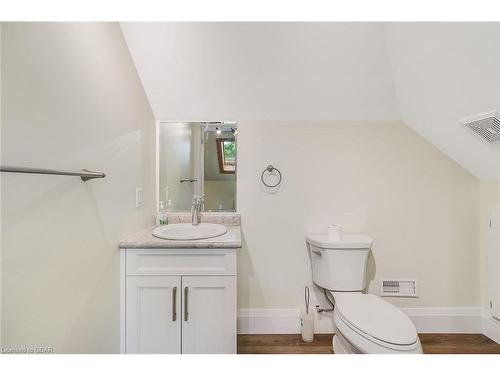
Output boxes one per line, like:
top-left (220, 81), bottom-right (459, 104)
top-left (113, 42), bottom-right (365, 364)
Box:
top-left (152, 223), bottom-right (228, 241)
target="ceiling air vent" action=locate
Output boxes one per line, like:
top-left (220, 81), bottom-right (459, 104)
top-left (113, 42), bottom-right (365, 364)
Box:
top-left (381, 279), bottom-right (418, 297)
top-left (460, 110), bottom-right (500, 143)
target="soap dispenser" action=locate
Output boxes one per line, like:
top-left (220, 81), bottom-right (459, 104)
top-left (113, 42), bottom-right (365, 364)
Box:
top-left (156, 201), bottom-right (168, 226)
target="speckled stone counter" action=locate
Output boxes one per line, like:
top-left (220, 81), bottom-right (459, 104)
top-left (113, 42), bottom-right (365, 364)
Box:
top-left (119, 213), bottom-right (241, 249)
top-left (165, 212), bottom-right (240, 226)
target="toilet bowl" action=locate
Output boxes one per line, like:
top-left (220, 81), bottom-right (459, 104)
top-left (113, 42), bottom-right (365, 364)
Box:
top-left (305, 232), bottom-right (422, 354)
top-left (332, 292), bottom-right (422, 354)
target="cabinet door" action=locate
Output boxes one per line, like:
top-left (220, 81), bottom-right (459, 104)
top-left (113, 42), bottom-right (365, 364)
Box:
top-left (181, 276), bottom-right (236, 354)
top-left (126, 276), bottom-right (181, 353)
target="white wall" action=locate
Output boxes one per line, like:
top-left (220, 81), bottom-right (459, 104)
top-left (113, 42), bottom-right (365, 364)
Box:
top-left (1, 23), bottom-right (155, 353)
top-left (237, 122), bottom-right (480, 310)
top-left (120, 23), bottom-right (399, 122)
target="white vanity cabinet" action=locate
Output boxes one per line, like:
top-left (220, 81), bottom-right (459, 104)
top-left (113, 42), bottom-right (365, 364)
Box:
top-left (181, 276), bottom-right (236, 354)
top-left (120, 248), bottom-right (237, 354)
top-left (126, 275), bottom-right (181, 353)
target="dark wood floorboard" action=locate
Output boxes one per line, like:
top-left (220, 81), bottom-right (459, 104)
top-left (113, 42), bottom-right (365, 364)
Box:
top-left (237, 334), bottom-right (500, 354)
top-left (238, 334), bottom-right (334, 354)
top-left (418, 333), bottom-right (500, 354)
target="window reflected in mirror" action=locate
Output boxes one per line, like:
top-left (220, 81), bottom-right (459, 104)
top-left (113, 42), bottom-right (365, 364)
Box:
top-left (216, 138), bottom-right (236, 174)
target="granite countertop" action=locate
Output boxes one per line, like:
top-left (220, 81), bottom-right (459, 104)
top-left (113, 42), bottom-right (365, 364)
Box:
top-left (119, 225), bottom-right (241, 249)
top-left (119, 212), bottom-right (242, 249)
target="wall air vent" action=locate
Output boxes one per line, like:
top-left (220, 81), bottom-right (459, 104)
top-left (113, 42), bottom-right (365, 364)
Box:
top-left (460, 110), bottom-right (500, 143)
top-left (381, 279), bottom-right (418, 297)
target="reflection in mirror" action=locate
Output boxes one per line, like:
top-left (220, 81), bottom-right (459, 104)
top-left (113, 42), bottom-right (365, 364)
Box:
top-left (158, 122), bottom-right (237, 212)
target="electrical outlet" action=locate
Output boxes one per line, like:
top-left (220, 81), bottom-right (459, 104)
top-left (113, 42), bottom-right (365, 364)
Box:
top-left (135, 188), bottom-right (143, 208)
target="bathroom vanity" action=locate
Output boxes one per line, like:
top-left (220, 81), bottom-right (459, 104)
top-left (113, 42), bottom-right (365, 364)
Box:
top-left (119, 214), bottom-right (241, 354)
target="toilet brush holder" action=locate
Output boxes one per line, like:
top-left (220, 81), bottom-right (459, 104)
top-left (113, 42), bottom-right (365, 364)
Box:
top-left (300, 306), bottom-right (314, 342)
top-left (301, 286), bottom-right (314, 342)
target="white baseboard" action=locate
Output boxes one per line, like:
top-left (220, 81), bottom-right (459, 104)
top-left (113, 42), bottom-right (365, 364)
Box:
top-left (237, 307), bottom-right (500, 344)
top-left (237, 308), bottom-right (335, 334)
top-left (237, 309), bottom-right (301, 334)
top-left (402, 307), bottom-right (483, 333)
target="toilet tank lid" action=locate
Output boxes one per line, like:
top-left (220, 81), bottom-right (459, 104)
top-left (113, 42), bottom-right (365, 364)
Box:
top-left (306, 234), bottom-right (373, 249)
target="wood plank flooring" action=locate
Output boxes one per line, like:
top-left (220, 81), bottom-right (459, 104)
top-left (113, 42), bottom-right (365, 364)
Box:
top-left (237, 334), bottom-right (500, 354)
top-left (238, 334), bottom-right (334, 354)
top-left (418, 334), bottom-right (500, 354)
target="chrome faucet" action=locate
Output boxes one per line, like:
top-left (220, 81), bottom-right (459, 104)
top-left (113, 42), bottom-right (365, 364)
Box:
top-left (191, 194), bottom-right (205, 225)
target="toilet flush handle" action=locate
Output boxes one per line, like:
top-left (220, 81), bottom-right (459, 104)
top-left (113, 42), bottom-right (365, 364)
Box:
top-left (311, 248), bottom-right (322, 256)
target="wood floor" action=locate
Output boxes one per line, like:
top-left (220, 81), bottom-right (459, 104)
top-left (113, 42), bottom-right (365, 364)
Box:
top-left (237, 334), bottom-right (500, 354)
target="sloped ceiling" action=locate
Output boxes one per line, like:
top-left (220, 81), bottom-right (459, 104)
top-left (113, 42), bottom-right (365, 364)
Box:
top-left (120, 23), bottom-right (399, 121)
top-left (121, 22), bottom-right (500, 180)
top-left (384, 23), bottom-right (500, 181)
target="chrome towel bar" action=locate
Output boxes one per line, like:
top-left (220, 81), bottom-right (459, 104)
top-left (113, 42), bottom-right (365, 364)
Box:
top-left (0, 166), bottom-right (106, 181)
top-left (180, 178), bottom-right (198, 183)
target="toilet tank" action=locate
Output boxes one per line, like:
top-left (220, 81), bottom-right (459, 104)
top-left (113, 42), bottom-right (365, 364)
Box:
top-left (306, 234), bottom-right (373, 291)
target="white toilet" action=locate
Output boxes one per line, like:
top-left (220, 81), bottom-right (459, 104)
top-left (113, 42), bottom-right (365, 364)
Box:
top-left (306, 233), bottom-right (423, 354)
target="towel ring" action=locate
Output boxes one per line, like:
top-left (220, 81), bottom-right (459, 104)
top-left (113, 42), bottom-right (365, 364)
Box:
top-left (261, 165), bottom-right (282, 188)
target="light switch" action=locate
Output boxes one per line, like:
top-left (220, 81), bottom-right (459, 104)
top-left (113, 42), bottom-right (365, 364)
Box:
top-left (135, 188), bottom-right (143, 208)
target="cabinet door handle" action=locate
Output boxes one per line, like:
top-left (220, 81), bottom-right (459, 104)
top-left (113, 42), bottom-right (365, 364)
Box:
top-left (184, 286), bottom-right (189, 321)
top-left (172, 287), bottom-right (177, 321)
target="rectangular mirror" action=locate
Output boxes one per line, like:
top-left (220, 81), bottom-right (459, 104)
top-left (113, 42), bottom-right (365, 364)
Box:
top-left (157, 121), bottom-right (237, 212)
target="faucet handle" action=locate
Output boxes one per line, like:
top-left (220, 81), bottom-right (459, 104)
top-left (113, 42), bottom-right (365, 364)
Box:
top-left (193, 194), bottom-right (205, 205)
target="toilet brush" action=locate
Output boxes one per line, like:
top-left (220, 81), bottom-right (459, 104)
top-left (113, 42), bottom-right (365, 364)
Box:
top-left (300, 286), bottom-right (314, 342)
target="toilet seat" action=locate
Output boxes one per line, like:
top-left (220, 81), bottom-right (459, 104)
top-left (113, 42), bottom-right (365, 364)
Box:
top-left (333, 293), bottom-right (422, 353)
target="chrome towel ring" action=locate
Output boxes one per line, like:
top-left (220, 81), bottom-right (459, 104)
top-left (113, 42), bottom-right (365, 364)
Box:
top-left (261, 164), bottom-right (282, 188)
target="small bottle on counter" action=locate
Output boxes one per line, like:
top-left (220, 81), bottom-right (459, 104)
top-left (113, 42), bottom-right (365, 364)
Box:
top-left (156, 201), bottom-right (168, 226)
